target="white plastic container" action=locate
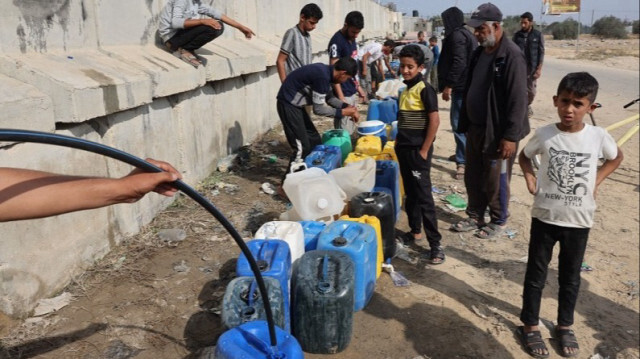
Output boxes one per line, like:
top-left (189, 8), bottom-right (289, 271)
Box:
top-left (283, 167), bottom-right (347, 221)
top-left (329, 158), bottom-right (376, 199)
top-left (254, 221), bottom-right (305, 264)
top-left (375, 79), bottom-right (406, 99)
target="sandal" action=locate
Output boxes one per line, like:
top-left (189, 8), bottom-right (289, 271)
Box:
top-left (517, 326), bottom-right (550, 358)
top-left (397, 231), bottom-right (420, 245)
top-left (450, 217), bottom-right (482, 232)
top-left (475, 222), bottom-right (506, 239)
top-left (455, 164), bottom-right (465, 180)
top-left (429, 246), bottom-right (445, 264)
top-left (174, 48), bottom-right (201, 68)
top-left (555, 327), bottom-right (579, 357)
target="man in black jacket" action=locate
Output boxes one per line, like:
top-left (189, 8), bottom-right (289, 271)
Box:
top-left (513, 12), bottom-right (545, 116)
top-left (450, 3), bottom-right (529, 239)
top-left (438, 7), bottom-right (478, 179)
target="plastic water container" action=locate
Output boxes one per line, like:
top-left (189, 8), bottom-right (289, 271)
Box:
top-left (343, 152), bottom-right (372, 165)
top-left (339, 215), bottom-right (383, 279)
top-left (349, 192), bottom-right (397, 260)
top-left (215, 320), bottom-right (303, 359)
top-left (254, 221), bottom-right (305, 265)
top-left (299, 221), bottom-right (327, 251)
top-left (322, 129), bottom-right (352, 164)
top-left (389, 121), bottom-right (398, 141)
top-left (283, 167), bottom-right (346, 221)
top-left (329, 157), bottom-right (376, 200)
top-left (236, 239), bottom-right (292, 332)
top-left (357, 119), bottom-right (386, 137)
top-left (316, 220), bottom-right (377, 311)
top-left (304, 145), bottom-right (342, 173)
top-left (378, 99), bottom-right (398, 124)
top-left (375, 160), bottom-right (401, 222)
top-left (366, 100), bottom-right (382, 122)
top-left (355, 135), bottom-right (382, 156)
top-left (291, 250), bottom-right (355, 354)
top-left (221, 276), bottom-right (286, 330)
top-left (381, 141), bottom-right (404, 198)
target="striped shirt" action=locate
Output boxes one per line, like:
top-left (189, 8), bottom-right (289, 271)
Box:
top-left (396, 75), bottom-right (438, 147)
top-left (280, 25), bottom-right (312, 75)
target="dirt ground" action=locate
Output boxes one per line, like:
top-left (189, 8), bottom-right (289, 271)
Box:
top-left (1, 38), bottom-right (638, 359)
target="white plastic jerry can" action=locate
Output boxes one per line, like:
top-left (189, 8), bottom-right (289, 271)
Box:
top-left (283, 167), bottom-right (346, 221)
top-left (254, 221), bottom-right (305, 264)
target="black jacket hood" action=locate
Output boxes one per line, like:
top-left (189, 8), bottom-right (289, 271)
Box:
top-left (441, 7), bottom-right (465, 35)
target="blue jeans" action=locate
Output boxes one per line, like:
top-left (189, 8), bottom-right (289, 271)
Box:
top-left (450, 91), bottom-right (466, 165)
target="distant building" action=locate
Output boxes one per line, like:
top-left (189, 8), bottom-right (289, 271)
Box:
top-left (402, 16), bottom-right (432, 36)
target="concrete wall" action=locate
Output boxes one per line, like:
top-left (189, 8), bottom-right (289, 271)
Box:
top-left (0, 0), bottom-right (402, 318)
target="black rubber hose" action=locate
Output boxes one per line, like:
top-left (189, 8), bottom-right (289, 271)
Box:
top-left (0, 129), bottom-right (279, 348)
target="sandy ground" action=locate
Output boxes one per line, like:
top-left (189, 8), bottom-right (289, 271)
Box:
top-left (0, 39), bottom-right (638, 359)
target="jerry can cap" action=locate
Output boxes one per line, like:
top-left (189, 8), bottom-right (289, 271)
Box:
top-left (332, 236), bottom-right (347, 246)
top-left (256, 259), bottom-right (269, 271)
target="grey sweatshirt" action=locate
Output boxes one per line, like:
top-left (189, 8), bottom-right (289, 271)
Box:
top-left (158, 0), bottom-right (222, 42)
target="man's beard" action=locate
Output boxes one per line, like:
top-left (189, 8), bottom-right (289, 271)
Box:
top-left (482, 27), bottom-right (497, 47)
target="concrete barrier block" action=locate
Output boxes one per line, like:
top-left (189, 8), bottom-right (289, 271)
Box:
top-left (100, 102), bottom-right (182, 235)
top-left (101, 46), bottom-right (207, 98)
top-left (0, 74), bottom-right (55, 133)
top-left (0, 50), bottom-right (153, 123)
top-left (0, 125), bottom-right (114, 317)
top-left (199, 39), bottom-right (267, 81)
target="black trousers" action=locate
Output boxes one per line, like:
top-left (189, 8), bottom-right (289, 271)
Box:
top-left (277, 100), bottom-right (322, 180)
top-left (167, 24), bottom-right (224, 52)
top-left (395, 146), bottom-right (442, 248)
top-left (520, 218), bottom-right (590, 327)
top-left (464, 124), bottom-right (517, 225)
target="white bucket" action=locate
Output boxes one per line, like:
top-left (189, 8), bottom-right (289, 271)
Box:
top-left (283, 167), bottom-right (347, 221)
top-left (329, 157), bottom-right (376, 199)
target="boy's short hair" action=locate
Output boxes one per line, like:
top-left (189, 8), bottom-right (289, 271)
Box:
top-left (301, 3), bottom-right (323, 20)
top-left (344, 11), bottom-right (364, 29)
top-left (334, 57), bottom-right (358, 76)
top-left (417, 31), bottom-right (424, 37)
top-left (383, 39), bottom-right (396, 48)
top-left (520, 12), bottom-right (533, 21)
top-left (399, 45), bottom-right (424, 66)
top-left (557, 72), bottom-right (599, 103)
top-left (428, 36), bottom-right (438, 43)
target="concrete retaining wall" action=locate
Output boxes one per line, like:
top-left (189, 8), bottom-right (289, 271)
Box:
top-left (0, 0), bottom-right (401, 317)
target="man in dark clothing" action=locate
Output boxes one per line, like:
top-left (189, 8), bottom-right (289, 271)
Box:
top-left (450, 3), bottom-right (529, 239)
top-left (513, 11), bottom-right (545, 116)
top-left (328, 11), bottom-right (364, 133)
top-left (276, 57), bottom-right (360, 183)
top-left (438, 7), bottom-right (478, 179)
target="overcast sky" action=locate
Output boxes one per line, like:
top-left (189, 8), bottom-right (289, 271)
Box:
top-left (384, 0), bottom-right (639, 25)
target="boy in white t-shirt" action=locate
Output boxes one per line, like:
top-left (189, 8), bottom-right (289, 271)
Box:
top-left (517, 72), bottom-right (623, 358)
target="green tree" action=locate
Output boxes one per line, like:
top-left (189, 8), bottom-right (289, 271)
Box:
top-left (632, 20), bottom-right (639, 35)
top-left (502, 15), bottom-right (522, 38)
top-left (551, 18), bottom-right (580, 40)
top-left (591, 16), bottom-right (627, 39)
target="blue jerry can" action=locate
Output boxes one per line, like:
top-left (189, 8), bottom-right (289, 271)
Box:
top-left (316, 220), bottom-right (377, 311)
top-left (236, 239), bottom-right (292, 332)
top-left (298, 220), bottom-right (327, 252)
top-left (374, 160), bottom-right (401, 222)
top-left (304, 145), bottom-right (342, 173)
top-left (215, 320), bottom-right (303, 359)
top-left (378, 99), bottom-right (398, 124)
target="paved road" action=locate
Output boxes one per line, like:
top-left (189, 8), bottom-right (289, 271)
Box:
top-left (542, 57), bottom-right (639, 126)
